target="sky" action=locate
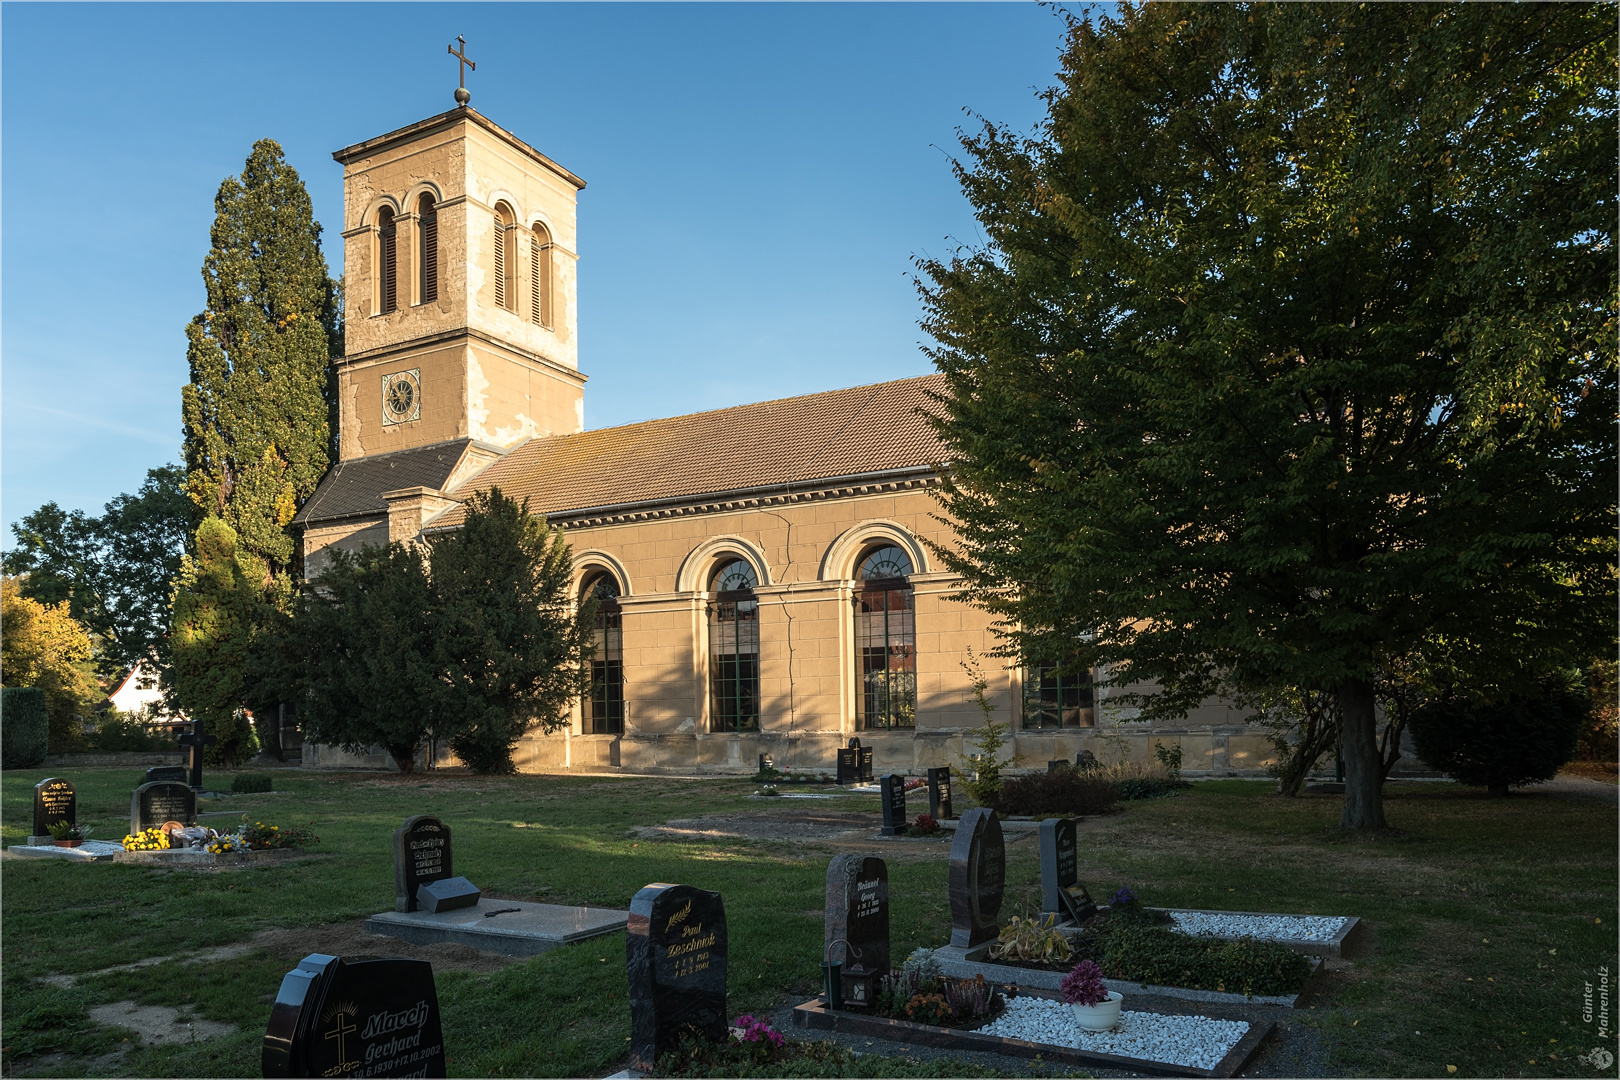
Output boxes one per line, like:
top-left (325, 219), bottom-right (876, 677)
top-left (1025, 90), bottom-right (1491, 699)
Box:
top-left (1, 2), bottom-right (1072, 540)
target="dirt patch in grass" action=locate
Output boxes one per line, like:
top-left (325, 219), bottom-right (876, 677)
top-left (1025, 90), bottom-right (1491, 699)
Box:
top-left (246, 919), bottom-right (522, 974)
top-left (86, 1001), bottom-right (236, 1045)
top-left (630, 809), bottom-right (874, 844)
top-left (1560, 761), bottom-right (1618, 782)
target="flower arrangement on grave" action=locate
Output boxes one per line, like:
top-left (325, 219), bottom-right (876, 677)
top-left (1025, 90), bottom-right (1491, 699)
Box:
top-left (1110, 886), bottom-right (1141, 914)
top-left (122, 827), bottom-right (169, 851)
top-left (903, 777), bottom-right (927, 792)
top-left (237, 816), bottom-right (320, 850)
top-left (910, 813), bottom-right (942, 835)
top-left (989, 913), bottom-right (1073, 964)
top-left (752, 784), bottom-right (781, 797)
top-left (873, 961), bottom-right (1004, 1030)
top-left (46, 821), bottom-right (90, 843)
top-left (206, 832), bottom-right (247, 855)
top-left (728, 1014), bottom-right (784, 1050)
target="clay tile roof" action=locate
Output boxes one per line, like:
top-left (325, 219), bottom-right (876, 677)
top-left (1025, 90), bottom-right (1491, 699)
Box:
top-left (431, 373), bottom-right (949, 527)
top-left (294, 439), bottom-right (474, 525)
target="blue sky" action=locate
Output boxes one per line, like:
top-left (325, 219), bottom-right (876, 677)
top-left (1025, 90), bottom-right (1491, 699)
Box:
top-left (1, 2), bottom-right (1069, 539)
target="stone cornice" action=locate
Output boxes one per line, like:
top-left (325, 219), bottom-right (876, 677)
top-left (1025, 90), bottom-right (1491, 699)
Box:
top-left (332, 106), bottom-right (587, 191)
top-left (334, 326), bottom-right (588, 385)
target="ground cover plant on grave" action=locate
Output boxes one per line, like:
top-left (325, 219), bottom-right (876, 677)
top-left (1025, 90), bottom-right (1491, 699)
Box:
top-left (3, 768), bottom-right (1615, 1078)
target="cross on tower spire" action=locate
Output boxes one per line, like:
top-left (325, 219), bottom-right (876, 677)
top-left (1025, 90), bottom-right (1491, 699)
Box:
top-left (449, 36), bottom-right (476, 106)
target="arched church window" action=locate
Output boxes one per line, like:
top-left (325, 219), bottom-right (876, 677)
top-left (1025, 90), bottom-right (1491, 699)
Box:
top-left (854, 544), bottom-right (916, 730)
top-left (377, 206), bottom-right (398, 314)
top-left (493, 202), bottom-right (516, 311)
top-left (417, 194), bottom-right (438, 305)
top-left (530, 221), bottom-right (552, 328)
top-left (582, 572), bottom-right (623, 735)
top-left (709, 559), bottom-right (760, 732)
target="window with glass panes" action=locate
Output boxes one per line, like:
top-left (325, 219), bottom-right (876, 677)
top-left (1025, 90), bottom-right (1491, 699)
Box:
top-left (1022, 664), bottom-right (1095, 728)
top-left (583, 574), bottom-right (623, 734)
top-left (709, 560), bottom-right (760, 732)
top-left (855, 545), bottom-right (916, 729)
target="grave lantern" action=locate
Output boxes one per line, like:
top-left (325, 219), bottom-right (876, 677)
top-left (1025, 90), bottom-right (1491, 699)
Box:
top-left (839, 965), bottom-right (879, 1011)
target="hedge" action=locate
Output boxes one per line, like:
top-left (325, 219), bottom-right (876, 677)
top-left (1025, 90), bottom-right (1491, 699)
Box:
top-left (2, 688), bottom-right (50, 769)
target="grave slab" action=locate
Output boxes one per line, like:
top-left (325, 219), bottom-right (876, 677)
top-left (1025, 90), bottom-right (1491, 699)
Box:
top-left (7, 840), bottom-right (123, 862)
top-left (366, 898), bottom-right (628, 957)
top-left (1152, 907), bottom-right (1365, 959)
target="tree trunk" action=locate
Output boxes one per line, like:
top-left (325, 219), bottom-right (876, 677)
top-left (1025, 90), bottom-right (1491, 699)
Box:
top-left (1488, 781), bottom-right (1510, 798)
top-left (1337, 678), bottom-right (1388, 830)
top-left (390, 747), bottom-right (416, 775)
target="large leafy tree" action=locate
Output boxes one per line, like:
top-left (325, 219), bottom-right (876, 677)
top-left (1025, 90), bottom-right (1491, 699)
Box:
top-left (0, 578), bottom-right (101, 751)
top-left (921, 4), bottom-right (1615, 829)
top-left (3, 466), bottom-right (191, 680)
top-left (269, 489), bottom-right (592, 774)
top-left (180, 137), bottom-right (340, 594)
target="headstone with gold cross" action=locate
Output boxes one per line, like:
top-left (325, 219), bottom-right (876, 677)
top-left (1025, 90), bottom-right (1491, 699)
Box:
top-left (262, 953), bottom-right (446, 1078)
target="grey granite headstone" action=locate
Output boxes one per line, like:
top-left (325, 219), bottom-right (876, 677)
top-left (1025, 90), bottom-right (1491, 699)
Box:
top-left (948, 807), bottom-right (1005, 949)
top-left (1038, 817), bottom-right (1097, 925)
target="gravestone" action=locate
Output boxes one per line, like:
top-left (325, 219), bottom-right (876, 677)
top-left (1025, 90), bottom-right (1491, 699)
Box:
top-left (926, 766), bottom-right (954, 820)
top-left (824, 855), bottom-right (890, 996)
top-left (758, 752), bottom-right (774, 774)
top-left (394, 816), bottom-right (454, 913)
top-left (1038, 817), bottom-right (1097, 925)
top-left (836, 739), bottom-right (859, 785)
top-left (879, 775), bottom-right (907, 836)
top-left (32, 777), bottom-right (75, 841)
top-left (948, 807), bottom-right (1005, 949)
top-left (1076, 749), bottom-right (1099, 771)
top-left (627, 883), bottom-right (728, 1071)
top-left (145, 765), bottom-right (188, 785)
top-left (129, 781), bottom-right (197, 836)
top-left (858, 745), bottom-right (874, 783)
top-left (262, 952), bottom-right (446, 1078)
top-left (176, 716), bottom-right (217, 792)
top-left (416, 877), bottom-right (481, 914)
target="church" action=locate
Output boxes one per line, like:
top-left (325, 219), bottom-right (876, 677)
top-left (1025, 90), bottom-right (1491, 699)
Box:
top-left (292, 99), bottom-right (1269, 777)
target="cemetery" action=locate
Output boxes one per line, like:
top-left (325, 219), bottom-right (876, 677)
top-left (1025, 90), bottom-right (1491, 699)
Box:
top-left (1, 763), bottom-right (1612, 1078)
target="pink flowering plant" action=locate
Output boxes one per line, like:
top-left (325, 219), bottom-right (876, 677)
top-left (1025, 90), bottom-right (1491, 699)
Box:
top-left (1060, 959), bottom-right (1110, 1007)
top-left (729, 1014), bottom-right (785, 1052)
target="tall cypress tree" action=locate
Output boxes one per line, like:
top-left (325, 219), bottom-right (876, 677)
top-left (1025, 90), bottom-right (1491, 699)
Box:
top-left (173, 139), bottom-right (340, 753)
top-left (180, 138), bottom-right (340, 595)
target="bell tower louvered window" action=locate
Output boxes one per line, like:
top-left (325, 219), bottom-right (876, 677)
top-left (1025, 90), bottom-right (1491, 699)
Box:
top-left (493, 202), bottom-right (516, 312)
top-left (417, 194), bottom-right (438, 305)
top-left (709, 559), bottom-right (760, 732)
top-left (378, 206), bottom-right (398, 315)
top-left (530, 222), bottom-right (552, 327)
top-left (854, 545), bottom-right (916, 730)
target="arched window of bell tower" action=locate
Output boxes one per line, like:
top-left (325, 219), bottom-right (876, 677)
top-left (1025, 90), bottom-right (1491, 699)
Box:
top-left (417, 194), bottom-right (438, 305)
top-left (493, 202), bottom-right (516, 312)
top-left (377, 206), bottom-right (398, 315)
top-left (530, 221), bottom-right (552, 328)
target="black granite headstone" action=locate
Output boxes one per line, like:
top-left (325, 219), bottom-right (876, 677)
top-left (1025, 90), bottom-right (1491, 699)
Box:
top-left (33, 778), bottom-right (75, 837)
top-left (858, 746), bottom-right (874, 783)
top-left (879, 775), bottom-right (907, 836)
top-left (130, 781), bottom-right (197, 835)
top-left (824, 855), bottom-right (890, 988)
top-left (948, 807), bottom-right (1005, 949)
top-left (417, 876), bottom-right (481, 913)
top-left (394, 816), bottom-right (454, 913)
top-left (1038, 817), bottom-right (1097, 925)
top-left (627, 883), bottom-right (728, 1071)
top-left (758, 753), bottom-right (775, 773)
top-left (836, 747), bottom-right (859, 785)
top-left (1076, 749), bottom-right (1099, 771)
top-left (145, 765), bottom-right (188, 785)
top-left (263, 952), bottom-right (446, 1078)
top-left (926, 766), bottom-right (954, 820)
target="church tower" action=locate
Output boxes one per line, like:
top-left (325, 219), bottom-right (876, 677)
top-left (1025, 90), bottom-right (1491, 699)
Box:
top-left (329, 103), bottom-right (586, 462)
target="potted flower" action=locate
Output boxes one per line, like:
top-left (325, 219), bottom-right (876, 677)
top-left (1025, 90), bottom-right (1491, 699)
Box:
top-left (1060, 959), bottom-right (1123, 1031)
top-left (46, 821), bottom-right (90, 847)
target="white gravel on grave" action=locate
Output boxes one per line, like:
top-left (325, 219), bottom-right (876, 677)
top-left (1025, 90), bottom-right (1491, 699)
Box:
top-left (1168, 911), bottom-right (1349, 942)
top-left (977, 997), bottom-right (1249, 1070)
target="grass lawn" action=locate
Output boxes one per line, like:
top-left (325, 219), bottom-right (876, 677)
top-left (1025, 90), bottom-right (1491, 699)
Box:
top-left (2, 767), bottom-right (1614, 1078)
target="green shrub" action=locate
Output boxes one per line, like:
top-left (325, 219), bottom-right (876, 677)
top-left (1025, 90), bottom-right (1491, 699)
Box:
top-left (1, 687), bottom-right (50, 768)
top-left (232, 772), bottom-right (273, 794)
top-left (1073, 917), bottom-right (1310, 996)
top-left (1410, 680), bottom-right (1588, 796)
top-left (89, 708), bottom-right (172, 752)
top-left (984, 769), bottom-right (1119, 816)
